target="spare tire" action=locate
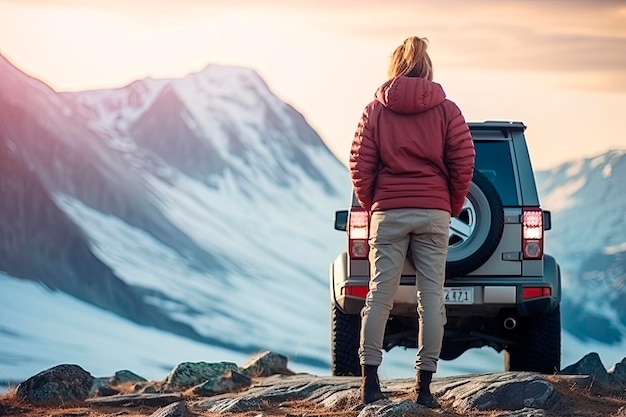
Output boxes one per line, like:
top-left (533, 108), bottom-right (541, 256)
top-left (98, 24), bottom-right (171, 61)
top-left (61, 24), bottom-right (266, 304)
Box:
top-left (446, 170), bottom-right (504, 278)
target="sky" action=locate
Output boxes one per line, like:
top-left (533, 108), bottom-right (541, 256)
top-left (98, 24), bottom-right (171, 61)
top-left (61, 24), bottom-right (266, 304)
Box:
top-left (1, 0), bottom-right (625, 169)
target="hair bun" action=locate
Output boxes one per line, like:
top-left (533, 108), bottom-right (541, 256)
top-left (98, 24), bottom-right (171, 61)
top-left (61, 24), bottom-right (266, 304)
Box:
top-left (388, 36), bottom-right (433, 80)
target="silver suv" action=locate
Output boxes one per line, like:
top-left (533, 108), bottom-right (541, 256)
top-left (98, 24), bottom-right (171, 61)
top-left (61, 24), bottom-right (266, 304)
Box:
top-left (330, 121), bottom-right (561, 376)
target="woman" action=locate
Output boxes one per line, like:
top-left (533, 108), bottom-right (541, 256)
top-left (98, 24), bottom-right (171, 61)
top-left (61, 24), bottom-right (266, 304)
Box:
top-left (349, 36), bottom-right (475, 408)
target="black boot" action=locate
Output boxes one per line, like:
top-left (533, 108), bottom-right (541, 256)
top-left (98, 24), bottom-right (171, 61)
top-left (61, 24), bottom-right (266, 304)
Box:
top-left (361, 364), bottom-right (385, 404)
top-left (416, 370), bottom-right (441, 409)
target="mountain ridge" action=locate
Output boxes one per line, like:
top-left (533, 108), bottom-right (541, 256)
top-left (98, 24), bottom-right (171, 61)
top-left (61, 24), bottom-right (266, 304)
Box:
top-left (0, 51), bottom-right (351, 375)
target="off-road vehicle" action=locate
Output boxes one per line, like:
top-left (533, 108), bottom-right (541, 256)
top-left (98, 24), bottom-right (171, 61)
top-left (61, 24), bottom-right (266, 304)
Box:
top-left (330, 121), bottom-right (561, 376)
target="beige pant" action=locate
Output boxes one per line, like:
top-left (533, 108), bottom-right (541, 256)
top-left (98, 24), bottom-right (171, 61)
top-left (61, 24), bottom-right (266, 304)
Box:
top-left (359, 208), bottom-right (450, 373)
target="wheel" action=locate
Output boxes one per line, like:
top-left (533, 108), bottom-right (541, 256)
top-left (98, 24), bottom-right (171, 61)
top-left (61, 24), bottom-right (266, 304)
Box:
top-left (446, 170), bottom-right (505, 278)
top-left (331, 302), bottom-right (361, 376)
top-left (504, 305), bottom-right (561, 373)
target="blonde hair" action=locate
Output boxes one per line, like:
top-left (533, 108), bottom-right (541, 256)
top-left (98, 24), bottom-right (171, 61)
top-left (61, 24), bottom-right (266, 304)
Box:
top-left (388, 36), bottom-right (433, 80)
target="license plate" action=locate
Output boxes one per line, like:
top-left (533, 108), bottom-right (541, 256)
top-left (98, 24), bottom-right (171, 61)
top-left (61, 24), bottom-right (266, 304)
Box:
top-left (444, 287), bottom-right (474, 304)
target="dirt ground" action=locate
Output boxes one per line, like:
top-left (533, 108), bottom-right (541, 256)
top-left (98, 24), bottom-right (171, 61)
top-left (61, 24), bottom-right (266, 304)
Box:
top-left (1, 376), bottom-right (625, 417)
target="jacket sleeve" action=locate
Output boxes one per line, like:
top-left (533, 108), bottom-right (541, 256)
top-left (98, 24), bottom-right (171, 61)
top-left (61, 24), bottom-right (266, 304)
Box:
top-left (444, 102), bottom-right (475, 217)
top-left (349, 105), bottom-right (380, 212)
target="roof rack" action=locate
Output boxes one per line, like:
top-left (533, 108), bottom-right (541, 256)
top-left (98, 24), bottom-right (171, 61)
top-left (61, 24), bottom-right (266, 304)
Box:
top-left (468, 121), bottom-right (526, 130)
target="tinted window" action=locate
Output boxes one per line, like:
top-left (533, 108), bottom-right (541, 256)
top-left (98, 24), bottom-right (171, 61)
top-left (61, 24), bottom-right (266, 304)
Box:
top-left (474, 141), bottom-right (518, 206)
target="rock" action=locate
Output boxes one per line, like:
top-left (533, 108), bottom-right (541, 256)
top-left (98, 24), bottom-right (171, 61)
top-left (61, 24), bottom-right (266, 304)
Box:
top-left (138, 384), bottom-right (160, 394)
top-left (608, 358), bottom-right (626, 387)
top-left (190, 374), bottom-right (360, 413)
top-left (12, 356), bottom-right (625, 415)
top-left (89, 370), bottom-right (148, 397)
top-left (433, 372), bottom-right (564, 412)
top-left (246, 374), bottom-right (359, 403)
top-left (85, 393), bottom-right (184, 407)
top-left (192, 369), bottom-right (252, 396)
top-left (193, 397), bottom-right (263, 413)
top-left (163, 361), bottom-right (238, 390)
top-left (16, 364), bottom-right (94, 405)
top-left (320, 388), bottom-right (360, 409)
top-left (148, 401), bottom-right (186, 417)
top-left (357, 399), bottom-right (422, 417)
top-left (559, 352), bottom-right (611, 386)
top-left (240, 350), bottom-right (294, 377)
top-left (94, 385), bottom-right (120, 397)
top-left (111, 369), bottom-right (147, 385)
top-left (90, 376), bottom-right (116, 397)
top-left (494, 407), bottom-right (545, 416)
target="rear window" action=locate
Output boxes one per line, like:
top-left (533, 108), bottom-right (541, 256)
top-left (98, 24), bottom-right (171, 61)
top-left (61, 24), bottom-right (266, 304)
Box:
top-left (474, 141), bottom-right (518, 206)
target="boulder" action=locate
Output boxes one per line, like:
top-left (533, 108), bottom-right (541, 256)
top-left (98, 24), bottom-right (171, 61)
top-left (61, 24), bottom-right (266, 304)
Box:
top-left (559, 352), bottom-right (611, 386)
top-left (15, 364), bottom-right (94, 405)
top-left (191, 369), bottom-right (252, 396)
top-left (357, 399), bottom-right (422, 417)
top-left (608, 358), bottom-right (626, 387)
top-left (89, 370), bottom-right (149, 397)
top-left (434, 372), bottom-right (564, 412)
top-left (85, 393), bottom-right (184, 407)
top-left (148, 400), bottom-right (186, 417)
top-left (193, 397), bottom-right (263, 413)
top-left (163, 361), bottom-right (238, 390)
top-left (240, 350), bottom-right (294, 377)
top-left (111, 369), bottom-right (147, 385)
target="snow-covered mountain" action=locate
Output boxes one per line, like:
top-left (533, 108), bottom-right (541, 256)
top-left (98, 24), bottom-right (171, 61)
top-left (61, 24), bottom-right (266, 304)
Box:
top-left (0, 53), bottom-right (351, 382)
top-left (536, 151), bottom-right (626, 346)
top-left (1, 52), bottom-right (625, 386)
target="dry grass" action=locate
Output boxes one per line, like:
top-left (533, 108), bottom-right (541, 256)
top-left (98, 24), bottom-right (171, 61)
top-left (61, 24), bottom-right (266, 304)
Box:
top-left (545, 376), bottom-right (626, 417)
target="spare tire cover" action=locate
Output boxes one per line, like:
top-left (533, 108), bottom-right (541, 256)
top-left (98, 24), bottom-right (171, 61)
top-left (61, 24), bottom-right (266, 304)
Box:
top-left (446, 170), bottom-right (505, 278)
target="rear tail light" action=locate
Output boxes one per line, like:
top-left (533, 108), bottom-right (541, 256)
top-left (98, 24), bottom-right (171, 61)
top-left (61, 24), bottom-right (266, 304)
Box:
top-left (348, 207), bottom-right (369, 259)
top-left (522, 208), bottom-right (544, 259)
top-left (344, 285), bottom-right (369, 299)
top-left (522, 286), bottom-right (551, 300)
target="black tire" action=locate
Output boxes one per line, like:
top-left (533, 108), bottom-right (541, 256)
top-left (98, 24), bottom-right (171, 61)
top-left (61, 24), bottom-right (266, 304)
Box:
top-left (504, 305), bottom-right (562, 373)
top-left (446, 170), bottom-right (505, 278)
top-left (331, 302), bottom-right (361, 376)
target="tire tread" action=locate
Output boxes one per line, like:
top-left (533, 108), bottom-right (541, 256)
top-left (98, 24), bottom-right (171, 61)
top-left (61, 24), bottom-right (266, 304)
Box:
top-left (331, 303), bottom-right (361, 376)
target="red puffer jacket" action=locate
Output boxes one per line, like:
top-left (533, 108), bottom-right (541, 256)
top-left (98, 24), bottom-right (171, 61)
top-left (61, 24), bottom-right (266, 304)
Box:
top-left (350, 76), bottom-right (475, 217)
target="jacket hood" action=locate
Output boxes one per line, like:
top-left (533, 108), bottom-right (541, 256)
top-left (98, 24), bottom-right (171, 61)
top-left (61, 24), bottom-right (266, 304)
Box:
top-left (375, 76), bottom-right (446, 114)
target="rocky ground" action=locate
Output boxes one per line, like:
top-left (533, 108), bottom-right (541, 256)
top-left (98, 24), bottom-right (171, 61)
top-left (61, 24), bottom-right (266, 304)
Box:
top-left (1, 351), bottom-right (625, 417)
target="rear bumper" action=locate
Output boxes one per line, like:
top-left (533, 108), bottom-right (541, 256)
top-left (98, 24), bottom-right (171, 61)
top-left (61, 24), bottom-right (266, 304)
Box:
top-left (334, 277), bottom-right (559, 318)
top-left (330, 252), bottom-right (561, 319)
